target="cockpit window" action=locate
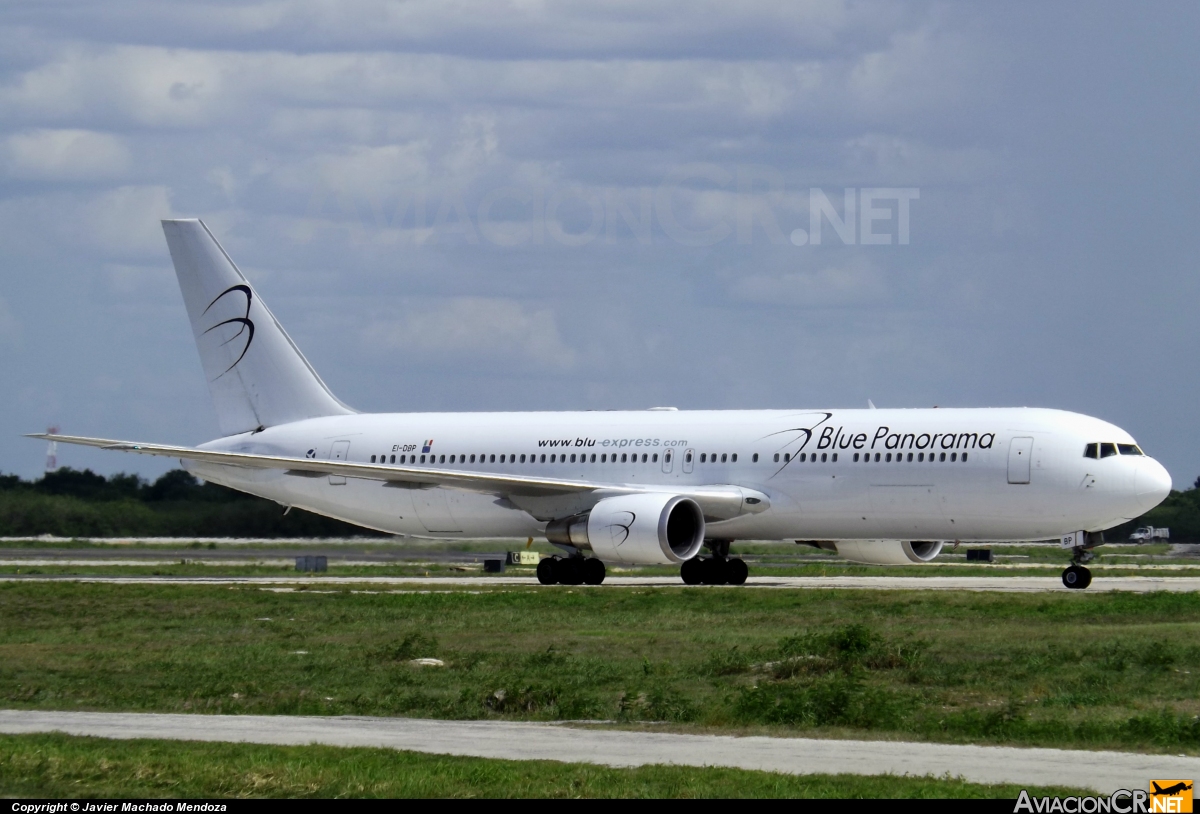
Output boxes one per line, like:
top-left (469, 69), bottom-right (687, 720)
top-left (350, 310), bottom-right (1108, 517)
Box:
top-left (1083, 443), bottom-right (1098, 459)
top-left (1118, 443), bottom-right (1143, 456)
top-left (1099, 442), bottom-right (1118, 458)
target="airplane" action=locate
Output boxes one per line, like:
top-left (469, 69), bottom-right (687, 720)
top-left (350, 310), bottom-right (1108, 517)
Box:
top-left (31, 220), bottom-right (1173, 590)
top-left (1151, 782), bottom-right (1193, 796)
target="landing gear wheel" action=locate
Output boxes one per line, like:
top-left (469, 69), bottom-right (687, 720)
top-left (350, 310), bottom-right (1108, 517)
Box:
top-left (726, 557), bottom-right (748, 585)
top-left (1062, 564), bottom-right (1092, 590)
top-left (555, 556), bottom-right (584, 586)
top-left (701, 557), bottom-right (729, 586)
top-left (680, 558), bottom-right (703, 585)
top-left (582, 558), bottom-right (606, 585)
top-left (536, 557), bottom-right (558, 585)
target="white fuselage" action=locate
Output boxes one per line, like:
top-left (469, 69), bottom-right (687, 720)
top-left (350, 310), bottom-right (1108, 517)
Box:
top-left (186, 406), bottom-right (1171, 543)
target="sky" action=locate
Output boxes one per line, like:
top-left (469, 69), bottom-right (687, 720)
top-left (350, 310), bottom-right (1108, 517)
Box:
top-left (0, 1), bottom-right (1196, 486)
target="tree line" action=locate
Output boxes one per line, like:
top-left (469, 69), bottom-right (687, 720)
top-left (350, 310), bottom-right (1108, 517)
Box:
top-left (1105, 479), bottom-right (1200, 543)
top-left (0, 466), bottom-right (1195, 541)
top-left (0, 468), bottom-right (384, 538)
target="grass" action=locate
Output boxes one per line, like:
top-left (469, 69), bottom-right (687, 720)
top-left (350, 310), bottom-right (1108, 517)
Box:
top-left (1, 582), bottom-right (1199, 755)
top-left (0, 733), bottom-right (1089, 798)
top-left (4, 562), bottom-right (1200, 579)
top-left (2, 539), bottom-right (1198, 580)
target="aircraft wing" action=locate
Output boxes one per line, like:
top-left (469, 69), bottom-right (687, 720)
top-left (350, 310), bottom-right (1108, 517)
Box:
top-left (26, 434), bottom-right (761, 519)
top-left (27, 433), bottom-right (597, 496)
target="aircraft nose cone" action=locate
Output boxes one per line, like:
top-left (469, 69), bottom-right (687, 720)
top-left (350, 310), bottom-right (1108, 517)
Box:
top-left (1134, 460), bottom-right (1172, 513)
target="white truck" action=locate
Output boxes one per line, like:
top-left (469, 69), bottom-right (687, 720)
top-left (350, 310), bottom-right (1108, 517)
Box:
top-left (1129, 526), bottom-right (1169, 542)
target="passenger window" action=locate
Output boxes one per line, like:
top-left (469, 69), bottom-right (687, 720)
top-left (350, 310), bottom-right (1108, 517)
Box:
top-left (939, 452), bottom-right (946, 462)
top-left (370, 455), bottom-right (377, 463)
top-left (885, 453), bottom-right (892, 462)
top-left (591, 454), bottom-right (597, 462)
top-left (731, 453), bottom-right (737, 462)
top-left (918, 453), bottom-right (924, 462)
top-left (420, 454), bottom-right (427, 464)
top-left (653, 453), bottom-right (659, 462)
top-left (700, 453), bottom-right (706, 463)
top-left (685, 452), bottom-right (692, 463)
top-left (1100, 443), bottom-right (1117, 458)
top-left (569, 454), bottom-right (575, 463)
top-left (773, 453), bottom-right (780, 462)
top-left (1117, 444), bottom-right (1142, 456)
top-left (752, 453), bottom-right (759, 462)
top-left (799, 453), bottom-right (806, 462)
top-left (950, 452), bottom-right (957, 462)
top-left (721, 453), bottom-right (727, 463)
top-left (784, 453), bottom-right (791, 462)
top-left (854, 453), bottom-right (860, 462)
top-left (439, 455), bottom-right (445, 463)
top-left (621, 453), bottom-right (628, 463)
top-left (499, 454), bottom-right (505, 463)
top-left (601, 454), bottom-right (607, 463)
top-left (821, 453), bottom-right (827, 462)
top-left (962, 452), bottom-right (968, 462)
top-left (449, 455), bottom-right (455, 464)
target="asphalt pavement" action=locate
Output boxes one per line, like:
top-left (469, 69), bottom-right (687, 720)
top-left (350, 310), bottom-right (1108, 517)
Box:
top-left (1, 709), bottom-right (1195, 793)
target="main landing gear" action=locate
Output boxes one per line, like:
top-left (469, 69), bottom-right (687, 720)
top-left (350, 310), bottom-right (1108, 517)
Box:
top-left (537, 555), bottom-right (606, 586)
top-left (680, 539), bottom-right (748, 586)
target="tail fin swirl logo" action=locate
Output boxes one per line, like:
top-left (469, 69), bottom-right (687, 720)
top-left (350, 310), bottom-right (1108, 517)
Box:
top-left (202, 284), bottom-right (254, 377)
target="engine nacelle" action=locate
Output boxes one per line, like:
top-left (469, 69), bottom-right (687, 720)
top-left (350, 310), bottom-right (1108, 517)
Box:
top-left (834, 540), bottom-right (944, 565)
top-left (545, 493), bottom-right (705, 565)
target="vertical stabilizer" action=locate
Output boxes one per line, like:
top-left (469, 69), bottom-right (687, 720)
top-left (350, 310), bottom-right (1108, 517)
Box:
top-left (162, 219), bottom-right (354, 436)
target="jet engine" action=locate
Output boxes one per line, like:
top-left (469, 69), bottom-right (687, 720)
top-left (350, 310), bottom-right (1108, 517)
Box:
top-left (545, 493), bottom-right (705, 565)
top-left (831, 540), bottom-right (944, 565)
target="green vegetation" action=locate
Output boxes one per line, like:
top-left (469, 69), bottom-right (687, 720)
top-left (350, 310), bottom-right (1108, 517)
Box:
top-left (0, 468), bottom-right (381, 537)
top-left (3, 558), bottom-right (1200, 580)
top-left (2, 582), bottom-right (1198, 753)
top-left (1109, 486), bottom-right (1200, 542)
top-left (0, 733), bottom-right (1086, 798)
top-left (5, 466), bottom-right (1195, 541)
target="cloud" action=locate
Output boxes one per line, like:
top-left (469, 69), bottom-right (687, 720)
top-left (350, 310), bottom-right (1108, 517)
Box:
top-left (2, 128), bottom-right (131, 180)
top-left (81, 185), bottom-right (177, 256)
top-left (0, 296), bottom-right (20, 344)
top-left (362, 297), bottom-right (577, 371)
top-left (733, 261), bottom-right (888, 307)
top-left (0, 46), bottom-right (225, 127)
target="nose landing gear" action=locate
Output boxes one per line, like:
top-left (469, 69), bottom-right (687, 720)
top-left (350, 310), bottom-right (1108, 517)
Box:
top-left (1061, 531), bottom-right (1102, 590)
top-left (1062, 564), bottom-right (1092, 589)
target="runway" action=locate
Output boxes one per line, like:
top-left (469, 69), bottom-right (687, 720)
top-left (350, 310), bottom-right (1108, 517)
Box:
top-left (1, 710), bottom-right (1195, 793)
top-left (3, 573), bottom-right (1200, 592)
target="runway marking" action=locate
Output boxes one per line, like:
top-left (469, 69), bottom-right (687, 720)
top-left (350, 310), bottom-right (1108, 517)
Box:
top-left (3, 574), bottom-right (1200, 592)
top-left (0, 710), bottom-right (1195, 793)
